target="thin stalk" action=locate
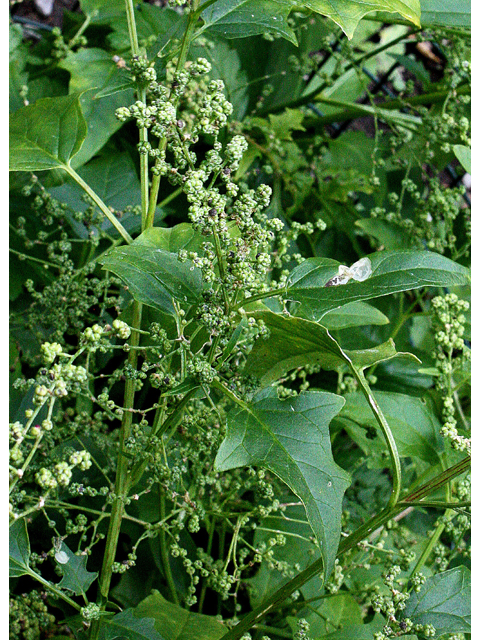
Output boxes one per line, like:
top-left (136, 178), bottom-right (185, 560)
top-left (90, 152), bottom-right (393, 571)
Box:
top-left (257, 30), bottom-right (421, 116)
top-left (211, 379), bottom-right (249, 411)
top-left (403, 457), bottom-right (470, 503)
top-left (68, 14), bottom-right (91, 47)
top-left (231, 287), bottom-right (287, 311)
top-left (409, 477), bottom-right (453, 579)
top-left (399, 500), bottom-right (470, 509)
top-left (139, 88), bottom-right (149, 228)
top-left (349, 368), bottom-right (402, 507)
top-left (89, 301), bottom-right (142, 640)
top-left (39, 499), bottom-right (152, 526)
top-left (159, 489), bottom-right (179, 604)
top-left (9, 248), bottom-right (60, 270)
top-left (146, 1), bottom-right (198, 226)
top-left (124, 0), bottom-right (139, 54)
top-left (123, 0), bottom-right (149, 225)
top-left (10, 397), bottom-right (56, 494)
top-left (219, 456), bottom-right (469, 640)
top-left (198, 516), bottom-right (216, 613)
top-left (305, 83), bottom-right (470, 128)
top-left (157, 186), bottom-right (183, 209)
top-left (213, 229), bottom-right (230, 313)
top-left (66, 166), bottom-right (132, 244)
top-left (145, 140), bottom-right (167, 229)
top-left (27, 568), bottom-right (82, 611)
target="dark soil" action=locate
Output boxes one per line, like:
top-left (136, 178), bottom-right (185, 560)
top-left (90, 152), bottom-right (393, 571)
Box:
top-left (10, 0), bottom-right (80, 29)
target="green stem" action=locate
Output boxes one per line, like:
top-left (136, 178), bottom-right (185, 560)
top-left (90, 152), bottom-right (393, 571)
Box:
top-left (129, 388), bottom-right (198, 487)
top-left (350, 368), bottom-right (402, 507)
top-left (409, 472), bottom-right (453, 579)
top-left (157, 186), bottom-right (183, 209)
top-left (219, 456), bottom-right (469, 640)
top-left (257, 30), bottom-right (421, 116)
top-left (305, 83), bottom-right (470, 127)
top-left (399, 500), bottom-right (470, 509)
top-left (145, 141), bottom-right (167, 229)
top-left (89, 301), bottom-right (142, 640)
top-left (66, 166), bottom-right (132, 244)
top-left (211, 379), bottom-right (249, 411)
top-left (198, 516), bottom-right (216, 613)
top-left (231, 287), bottom-right (287, 311)
top-left (68, 14), bottom-right (92, 47)
top-left (146, 2), bottom-right (198, 226)
top-left (27, 568), bottom-right (82, 612)
top-left (123, 0), bottom-right (149, 226)
top-left (124, 0), bottom-right (139, 55)
top-left (10, 397), bottom-right (56, 494)
top-left (139, 89), bottom-right (149, 229)
top-left (213, 229), bottom-right (230, 313)
top-left (159, 488), bottom-right (179, 604)
top-left (9, 248), bottom-right (60, 270)
top-left (403, 457), bottom-right (470, 503)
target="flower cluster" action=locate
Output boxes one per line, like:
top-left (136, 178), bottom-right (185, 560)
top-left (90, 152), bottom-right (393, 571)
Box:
top-left (431, 294), bottom-right (470, 453)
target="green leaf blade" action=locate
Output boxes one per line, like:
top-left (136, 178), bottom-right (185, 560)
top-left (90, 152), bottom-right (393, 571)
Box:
top-left (453, 144), bottom-right (471, 173)
top-left (133, 590), bottom-right (226, 639)
top-left (337, 391), bottom-right (444, 465)
top-left (10, 94), bottom-right (88, 172)
top-left (9, 518), bottom-right (31, 578)
top-left (420, 0), bottom-right (470, 28)
top-left (201, 0), bottom-right (298, 44)
top-left (99, 609), bottom-right (165, 640)
top-left (100, 244), bottom-right (203, 316)
top-left (402, 567), bottom-right (471, 635)
top-left (56, 542), bottom-right (98, 596)
top-left (300, 0), bottom-right (420, 38)
top-left (288, 250), bottom-right (470, 321)
top-left (244, 310), bottom-right (416, 385)
top-left (215, 390), bottom-right (350, 579)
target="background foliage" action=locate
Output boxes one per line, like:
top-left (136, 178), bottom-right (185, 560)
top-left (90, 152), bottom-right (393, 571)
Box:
top-left (9, 1), bottom-right (470, 640)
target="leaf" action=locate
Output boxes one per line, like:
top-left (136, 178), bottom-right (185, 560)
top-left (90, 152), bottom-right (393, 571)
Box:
top-left (9, 518), bottom-right (31, 578)
top-left (100, 244), bottom-right (203, 316)
top-left (133, 590), bottom-right (226, 639)
top-left (453, 145), bottom-right (471, 173)
top-left (201, 0), bottom-right (298, 45)
top-left (200, 0), bottom-right (420, 43)
top-left (58, 49), bottom-right (134, 168)
top-left (301, 0), bottom-right (420, 38)
top-left (355, 218), bottom-right (413, 250)
top-left (337, 391), bottom-right (444, 465)
top-left (288, 250), bottom-right (470, 321)
top-left (79, 0), bottom-right (125, 23)
top-left (288, 593), bottom-right (363, 637)
top-left (402, 566), bottom-right (471, 635)
top-left (244, 310), bottom-right (417, 385)
top-left (9, 94), bottom-right (87, 172)
top-left (320, 301), bottom-right (389, 330)
top-left (56, 542), bottom-right (98, 596)
top-left (134, 225), bottom-right (204, 254)
top-left (321, 613), bottom-right (388, 639)
top-left (215, 390), bottom-right (350, 579)
top-left (268, 108), bottom-right (305, 141)
top-left (99, 609), bottom-right (165, 640)
top-left (420, 0), bottom-right (471, 28)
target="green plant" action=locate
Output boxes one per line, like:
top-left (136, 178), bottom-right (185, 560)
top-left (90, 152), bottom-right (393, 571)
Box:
top-left (9, 2), bottom-right (470, 640)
